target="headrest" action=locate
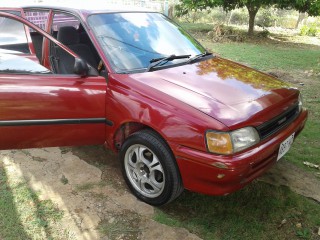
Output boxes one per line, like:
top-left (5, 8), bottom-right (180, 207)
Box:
top-left (57, 26), bottom-right (80, 45)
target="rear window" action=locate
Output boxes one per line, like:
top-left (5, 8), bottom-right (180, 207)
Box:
top-left (0, 13), bottom-right (29, 54)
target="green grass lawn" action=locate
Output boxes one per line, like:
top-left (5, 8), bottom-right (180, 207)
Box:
top-left (154, 23), bottom-right (320, 240)
top-left (156, 182), bottom-right (320, 240)
top-left (210, 42), bottom-right (320, 72)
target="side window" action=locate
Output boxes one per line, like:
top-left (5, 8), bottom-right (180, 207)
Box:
top-left (0, 14), bottom-right (52, 75)
top-left (50, 12), bottom-right (100, 74)
top-left (25, 11), bottom-right (49, 61)
top-left (24, 11), bottom-right (48, 30)
top-left (52, 13), bottom-right (80, 38)
top-left (0, 14), bottom-right (29, 54)
top-left (0, 53), bottom-right (51, 74)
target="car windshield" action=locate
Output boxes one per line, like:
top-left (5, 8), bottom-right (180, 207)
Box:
top-left (88, 12), bottom-right (206, 73)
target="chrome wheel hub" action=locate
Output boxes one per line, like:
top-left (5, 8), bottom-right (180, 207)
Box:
top-left (124, 144), bottom-right (165, 198)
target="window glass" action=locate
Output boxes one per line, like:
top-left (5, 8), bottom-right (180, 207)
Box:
top-left (0, 53), bottom-right (51, 74)
top-left (24, 11), bottom-right (50, 61)
top-left (0, 15), bottom-right (29, 54)
top-left (25, 11), bottom-right (49, 30)
top-left (52, 13), bottom-right (80, 32)
top-left (88, 12), bottom-right (205, 73)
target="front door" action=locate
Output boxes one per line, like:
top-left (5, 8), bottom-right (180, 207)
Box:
top-left (0, 11), bottom-right (107, 150)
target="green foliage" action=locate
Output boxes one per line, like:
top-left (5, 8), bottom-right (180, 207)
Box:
top-left (256, 8), bottom-right (278, 27)
top-left (177, 0), bottom-right (320, 33)
top-left (178, 0), bottom-right (272, 12)
top-left (296, 228), bottom-right (311, 239)
top-left (300, 23), bottom-right (320, 36)
top-left (178, 0), bottom-right (275, 35)
top-left (300, 25), bottom-right (311, 35)
top-left (230, 8), bottom-right (249, 25)
top-left (276, 0), bottom-right (320, 16)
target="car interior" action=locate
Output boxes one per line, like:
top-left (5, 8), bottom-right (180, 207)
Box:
top-left (53, 25), bottom-right (98, 74)
top-left (30, 31), bottom-right (43, 60)
top-left (1, 10), bottom-right (104, 76)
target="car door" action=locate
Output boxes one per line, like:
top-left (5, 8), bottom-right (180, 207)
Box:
top-left (0, 11), bottom-right (108, 150)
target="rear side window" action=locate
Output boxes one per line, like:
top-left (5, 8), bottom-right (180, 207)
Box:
top-left (24, 11), bottom-right (50, 61)
top-left (52, 13), bottom-right (80, 32)
top-left (0, 15), bottom-right (29, 54)
top-left (25, 11), bottom-right (49, 30)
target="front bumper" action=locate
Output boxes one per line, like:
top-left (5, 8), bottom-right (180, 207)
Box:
top-left (171, 109), bottom-right (308, 196)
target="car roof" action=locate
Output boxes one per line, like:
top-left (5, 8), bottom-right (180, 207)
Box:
top-left (12, 2), bottom-right (154, 16)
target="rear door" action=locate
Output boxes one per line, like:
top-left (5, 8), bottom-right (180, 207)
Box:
top-left (0, 11), bottom-right (107, 150)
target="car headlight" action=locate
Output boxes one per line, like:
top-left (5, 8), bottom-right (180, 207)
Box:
top-left (298, 93), bottom-right (303, 112)
top-left (206, 127), bottom-right (260, 155)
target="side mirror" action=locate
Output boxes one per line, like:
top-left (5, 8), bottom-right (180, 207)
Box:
top-left (73, 58), bottom-right (89, 77)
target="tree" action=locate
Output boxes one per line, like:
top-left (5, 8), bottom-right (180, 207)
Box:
top-left (295, 12), bottom-right (307, 29)
top-left (177, 0), bottom-right (274, 35)
top-left (177, 0), bottom-right (320, 35)
top-left (276, 0), bottom-right (320, 16)
top-left (277, 1), bottom-right (320, 29)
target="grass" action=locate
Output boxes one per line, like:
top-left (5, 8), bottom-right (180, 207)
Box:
top-left (154, 23), bottom-right (320, 240)
top-left (98, 209), bottom-right (141, 240)
top-left (0, 165), bottom-right (64, 240)
top-left (285, 77), bottom-right (320, 171)
top-left (210, 42), bottom-right (320, 72)
top-left (74, 181), bottom-right (106, 191)
top-left (156, 182), bottom-right (320, 240)
top-left (178, 22), bottom-right (215, 33)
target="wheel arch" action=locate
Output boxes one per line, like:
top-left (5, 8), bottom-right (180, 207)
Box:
top-left (113, 121), bottom-right (171, 153)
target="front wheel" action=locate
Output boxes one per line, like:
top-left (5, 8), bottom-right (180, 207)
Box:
top-left (119, 129), bottom-right (183, 206)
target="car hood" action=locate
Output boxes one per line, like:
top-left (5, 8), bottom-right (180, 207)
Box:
top-left (130, 57), bottom-right (295, 128)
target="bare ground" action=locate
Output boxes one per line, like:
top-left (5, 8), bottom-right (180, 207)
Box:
top-left (0, 147), bottom-right (201, 240)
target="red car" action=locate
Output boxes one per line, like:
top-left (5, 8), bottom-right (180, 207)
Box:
top-left (0, 5), bottom-right (307, 206)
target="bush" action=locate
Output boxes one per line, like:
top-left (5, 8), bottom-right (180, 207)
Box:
top-left (256, 8), bottom-right (277, 28)
top-left (207, 8), bottom-right (229, 24)
top-left (300, 23), bottom-right (320, 36)
top-left (257, 29), bottom-right (270, 37)
top-left (230, 9), bottom-right (248, 25)
top-left (300, 25), bottom-right (309, 35)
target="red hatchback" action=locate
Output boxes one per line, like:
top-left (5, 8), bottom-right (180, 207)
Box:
top-left (0, 5), bottom-right (307, 205)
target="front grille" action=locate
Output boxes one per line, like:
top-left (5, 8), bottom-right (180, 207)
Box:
top-left (257, 104), bottom-right (300, 140)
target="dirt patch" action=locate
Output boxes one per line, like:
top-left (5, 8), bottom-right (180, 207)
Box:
top-left (0, 147), bottom-right (201, 240)
top-left (66, 146), bottom-right (125, 193)
top-left (98, 209), bottom-right (142, 240)
top-left (259, 160), bottom-right (320, 203)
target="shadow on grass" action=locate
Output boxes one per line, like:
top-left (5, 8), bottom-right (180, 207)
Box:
top-left (0, 164), bottom-right (62, 240)
top-left (156, 181), bottom-right (320, 240)
top-left (0, 166), bottom-right (31, 239)
top-left (181, 22), bottom-right (320, 50)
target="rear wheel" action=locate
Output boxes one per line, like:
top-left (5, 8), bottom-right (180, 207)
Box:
top-left (119, 129), bottom-right (183, 206)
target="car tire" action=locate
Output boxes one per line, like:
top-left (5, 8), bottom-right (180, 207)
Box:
top-left (119, 129), bottom-right (183, 206)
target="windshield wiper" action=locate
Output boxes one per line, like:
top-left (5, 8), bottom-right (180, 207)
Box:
top-left (186, 52), bottom-right (213, 64)
top-left (147, 54), bottom-right (191, 72)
